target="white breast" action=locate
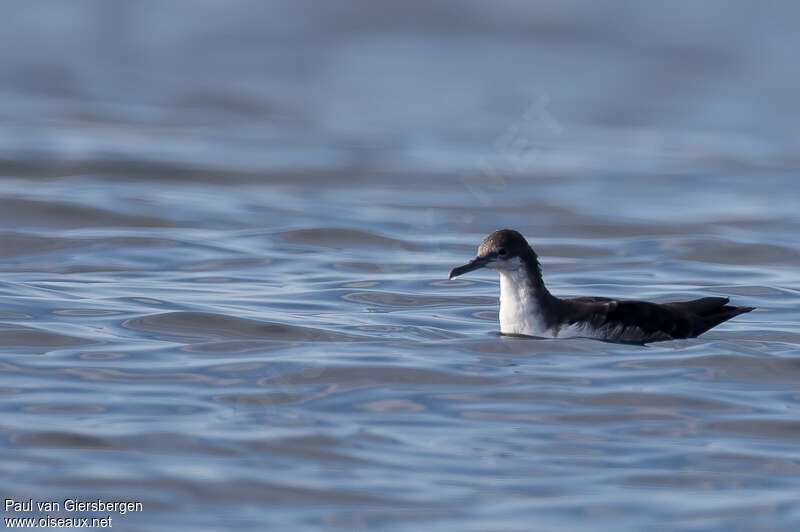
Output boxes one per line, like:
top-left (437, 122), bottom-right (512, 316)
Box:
top-left (495, 265), bottom-right (607, 340)
top-left (497, 267), bottom-right (552, 337)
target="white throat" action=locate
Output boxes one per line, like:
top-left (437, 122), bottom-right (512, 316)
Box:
top-left (496, 262), bottom-right (550, 337)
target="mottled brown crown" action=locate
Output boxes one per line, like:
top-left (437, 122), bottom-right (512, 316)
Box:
top-left (477, 229), bottom-right (535, 259)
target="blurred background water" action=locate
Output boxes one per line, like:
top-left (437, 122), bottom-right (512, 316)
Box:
top-left (0, 1), bottom-right (799, 530)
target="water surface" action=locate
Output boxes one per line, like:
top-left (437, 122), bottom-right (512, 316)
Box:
top-left (1, 2), bottom-right (799, 530)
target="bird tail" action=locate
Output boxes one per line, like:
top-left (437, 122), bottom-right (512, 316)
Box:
top-left (694, 305), bottom-right (755, 336)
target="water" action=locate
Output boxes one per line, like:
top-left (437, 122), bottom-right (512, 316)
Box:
top-left (1, 2), bottom-right (799, 530)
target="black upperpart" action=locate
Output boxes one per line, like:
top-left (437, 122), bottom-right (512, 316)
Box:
top-left (448, 228), bottom-right (756, 342)
top-left (560, 296), bottom-right (755, 341)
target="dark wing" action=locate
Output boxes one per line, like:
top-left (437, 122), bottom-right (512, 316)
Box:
top-left (664, 297), bottom-right (729, 315)
top-left (561, 297), bottom-right (694, 340)
top-left (666, 297), bottom-right (754, 335)
top-left (562, 296), bottom-right (754, 341)
top-left (598, 300), bottom-right (693, 339)
top-left (568, 296), bottom-right (617, 304)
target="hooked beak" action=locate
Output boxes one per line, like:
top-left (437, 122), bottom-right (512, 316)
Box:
top-left (449, 256), bottom-right (489, 279)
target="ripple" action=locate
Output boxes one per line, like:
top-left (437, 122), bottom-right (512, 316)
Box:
top-left (570, 392), bottom-right (740, 411)
top-left (179, 258), bottom-right (272, 271)
top-left (0, 323), bottom-right (93, 350)
top-left (58, 366), bottom-right (239, 385)
top-left (213, 391), bottom-right (319, 407)
top-left (12, 431), bottom-right (116, 449)
top-left (275, 228), bottom-right (423, 251)
top-left (0, 233), bottom-right (77, 258)
top-left (22, 404), bottom-right (105, 414)
top-left (720, 285), bottom-right (790, 296)
top-left (240, 435), bottom-right (367, 463)
top-left (536, 243), bottom-right (619, 259)
top-left (78, 352), bottom-right (128, 360)
top-left (358, 399), bottom-right (426, 412)
top-left (257, 366), bottom-right (500, 386)
top-left (0, 198), bottom-right (173, 229)
top-left (183, 340), bottom-right (293, 354)
top-left (332, 262), bottom-right (415, 273)
top-left (342, 291), bottom-right (494, 307)
top-left (618, 473), bottom-right (754, 489)
top-left (54, 309), bottom-right (123, 316)
top-left (618, 354), bottom-right (800, 382)
top-left (123, 312), bottom-right (363, 342)
top-left (65, 476), bottom-right (399, 506)
top-left (0, 311), bottom-right (31, 319)
top-left (676, 239), bottom-right (800, 265)
top-left (702, 419), bottom-right (800, 442)
top-left (687, 452), bottom-right (800, 476)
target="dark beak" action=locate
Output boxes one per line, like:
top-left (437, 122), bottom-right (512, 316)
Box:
top-left (449, 256), bottom-right (489, 279)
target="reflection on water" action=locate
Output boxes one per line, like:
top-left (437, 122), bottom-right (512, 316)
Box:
top-left (0, 1), bottom-right (799, 531)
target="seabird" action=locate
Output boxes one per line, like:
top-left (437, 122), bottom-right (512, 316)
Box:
top-left (449, 229), bottom-right (754, 343)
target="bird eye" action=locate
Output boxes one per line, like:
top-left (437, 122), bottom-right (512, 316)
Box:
top-left (497, 248), bottom-right (507, 256)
